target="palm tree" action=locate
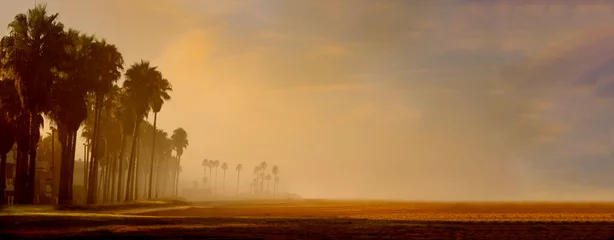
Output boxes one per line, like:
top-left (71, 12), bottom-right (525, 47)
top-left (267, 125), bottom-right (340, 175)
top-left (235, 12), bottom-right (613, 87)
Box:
top-left (83, 38), bottom-right (124, 204)
top-left (147, 72), bottom-right (171, 199)
top-left (259, 162), bottom-right (268, 193)
top-left (272, 165), bottom-right (279, 195)
top-left (201, 159), bottom-right (211, 191)
top-left (2, 4), bottom-right (67, 204)
top-left (170, 127), bottom-right (188, 196)
top-left (208, 161), bottom-right (213, 191)
top-left (221, 162), bottom-right (228, 194)
top-left (123, 60), bottom-right (160, 202)
top-left (47, 29), bottom-right (97, 205)
top-left (235, 164), bottom-right (243, 196)
top-left (253, 165), bottom-right (260, 194)
top-left (213, 160), bottom-right (220, 195)
top-left (0, 79), bottom-right (20, 205)
top-left (116, 89), bottom-right (134, 202)
top-left (265, 174), bottom-right (272, 194)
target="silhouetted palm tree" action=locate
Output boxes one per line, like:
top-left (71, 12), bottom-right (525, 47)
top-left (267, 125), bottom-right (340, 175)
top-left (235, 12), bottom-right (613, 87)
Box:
top-left (213, 160), bottom-right (220, 194)
top-left (47, 29), bottom-right (97, 205)
top-left (2, 4), bottom-right (67, 204)
top-left (123, 60), bottom-right (161, 202)
top-left (147, 74), bottom-right (171, 199)
top-left (202, 159), bottom-right (209, 190)
top-left (272, 165), bottom-right (279, 195)
top-left (171, 127), bottom-right (188, 196)
top-left (265, 174), bottom-right (272, 194)
top-left (86, 39), bottom-right (124, 204)
top-left (259, 162), bottom-right (268, 193)
top-left (221, 162), bottom-right (228, 194)
top-left (253, 165), bottom-right (260, 194)
top-left (235, 164), bottom-right (243, 196)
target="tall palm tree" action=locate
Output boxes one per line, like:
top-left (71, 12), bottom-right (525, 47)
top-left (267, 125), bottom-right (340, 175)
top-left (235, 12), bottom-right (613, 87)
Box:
top-left (235, 164), bottom-right (242, 196)
top-left (87, 40), bottom-right (124, 204)
top-left (272, 165), bottom-right (279, 195)
top-left (265, 174), bottom-right (272, 194)
top-left (147, 73), bottom-right (172, 199)
top-left (47, 29), bottom-right (95, 205)
top-left (2, 4), bottom-right (67, 204)
top-left (221, 162), bottom-right (228, 194)
top-left (213, 160), bottom-right (220, 195)
top-left (115, 89), bottom-right (134, 202)
top-left (170, 127), bottom-right (188, 196)
top-left (253, 165), bottom-right (260, 194)
top-left (201, 159), bottom-right (209, 190)
top-left (123, 60), bottom-right (160, 202)
top-left (259, 162), bottom-right (268, 193)
top-left (0, 79), bottom-right (20, 205)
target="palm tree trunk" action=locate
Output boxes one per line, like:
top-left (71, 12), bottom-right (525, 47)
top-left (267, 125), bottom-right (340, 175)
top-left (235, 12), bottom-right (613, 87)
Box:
top-left (83, 143), bottom-right (88, 193)
top-left (0, 153), bottom-right (7, 204)
top-left (26, 113), bottom-right (37, 204)
top-left (15, 149), bottom-right (24, 203)
top-left (175, 155), bottom-right (181, 196)
top-left (69, 131), bottom-right (77, 202)
top-left (111, 152), bottom-right (118, 203)
top-left (116, 135), bottom-right (126, 202)
top-left (236, 171), bottom-right (240, 196)
top-left (134, 139), bottom-right (141, 200)
top-left (147, 112), bottom-right (158, 199)
top-left (215, 168), bottom-right (218, 195)
top-left (57, 130), bottom-right (68, 205)
top-left (87, 101), bottom-right (103, 204)
top-left (124, 119), bottom-right (141, 202)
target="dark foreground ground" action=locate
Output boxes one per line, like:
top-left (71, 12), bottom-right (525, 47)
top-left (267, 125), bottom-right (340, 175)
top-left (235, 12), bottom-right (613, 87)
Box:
top-left (2, 200), bottom-right (614, 239)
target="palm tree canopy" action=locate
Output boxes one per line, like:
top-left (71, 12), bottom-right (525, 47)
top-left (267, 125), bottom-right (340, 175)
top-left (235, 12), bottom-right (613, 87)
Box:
top-left (202, 159), bottom-right (208, 167)
top-left (149, 74), bottom-right (172, 113)
top-left (2, 4), bottom-right (67, 113)
top-left (272, 165), bottom-right (279, 175)
top-left (221, 162), bottom-right (228, 170)
top-left (123, 60), bottom-right (159, 119)
top-left (46, 29), bottom-right (94, 132)
top-left (171, 127), bottom-right (188, 157)
top-left (91, 39), bottom-right (124, 97)
top-left (236, 164), bottom-right (243, 172)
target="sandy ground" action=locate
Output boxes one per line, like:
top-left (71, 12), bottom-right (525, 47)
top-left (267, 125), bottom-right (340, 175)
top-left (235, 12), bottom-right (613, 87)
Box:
top-left (2, 200), bottom-right (614, 239)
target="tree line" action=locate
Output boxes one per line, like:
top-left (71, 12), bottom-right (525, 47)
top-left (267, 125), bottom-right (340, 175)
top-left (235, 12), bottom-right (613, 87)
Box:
top-left (0, 4), bottom-right (189, 205)
top-left (199, 160), bottom-right (281, 197)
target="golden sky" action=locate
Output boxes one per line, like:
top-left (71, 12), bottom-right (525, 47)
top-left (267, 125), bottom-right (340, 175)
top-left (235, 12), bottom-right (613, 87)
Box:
top-left (4, 0), bottom-right (614, 200)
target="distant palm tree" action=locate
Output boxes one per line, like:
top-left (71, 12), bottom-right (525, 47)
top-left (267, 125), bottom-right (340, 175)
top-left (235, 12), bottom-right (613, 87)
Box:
top-left (265, 174), bottom-right (272, 194)
top-left (253, 165), bottom-right (260, 194)
top-left (272, 165), bottom-right (279, 195)
top-left (235, 164), bottom-right (243, 196)
top-left (171, 128), bottom-right (188, 196)
top-left (259, 162), bottom-right (268, 193)
top-left (213, 160), bottom-right (220, 194)
top-left (208, 160), bottom-right (213, 190)
top-left (221, 162), bottom-right (228, 194)
top-left (201, 159), bottom-right (209, 190)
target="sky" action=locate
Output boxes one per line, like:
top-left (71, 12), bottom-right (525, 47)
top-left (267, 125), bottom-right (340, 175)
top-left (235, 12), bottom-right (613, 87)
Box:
top-left (3, 0), bottom-right (614, 201)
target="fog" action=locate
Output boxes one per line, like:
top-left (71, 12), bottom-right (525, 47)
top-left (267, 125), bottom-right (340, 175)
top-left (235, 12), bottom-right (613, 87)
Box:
top-left (4, 0), bottom-right (614, 201)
